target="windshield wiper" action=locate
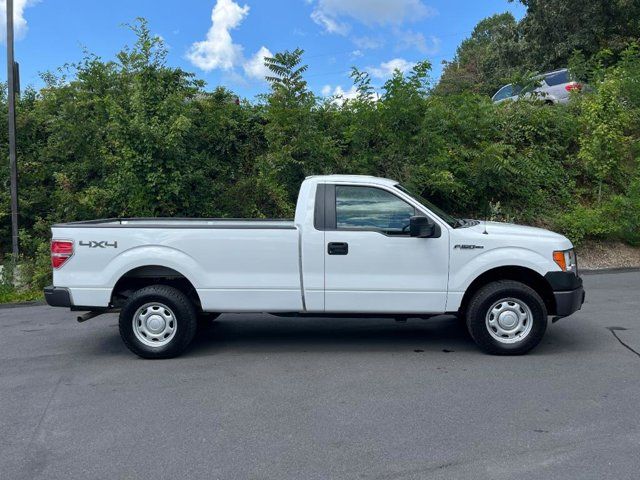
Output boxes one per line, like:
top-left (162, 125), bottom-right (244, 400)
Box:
top-left (453, 218), bottom-right (466, 228)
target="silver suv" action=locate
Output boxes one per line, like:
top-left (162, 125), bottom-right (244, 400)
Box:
top-left (492, 69), bottom-right (584, 105)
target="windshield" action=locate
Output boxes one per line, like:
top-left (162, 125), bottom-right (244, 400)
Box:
top-left (544, 70), bottom-right (569, 86)
top-left (394, 184), bottom-right (460, 228)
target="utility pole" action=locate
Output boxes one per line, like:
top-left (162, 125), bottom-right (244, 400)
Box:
top-left (6, 0), bottom-right (19, 258)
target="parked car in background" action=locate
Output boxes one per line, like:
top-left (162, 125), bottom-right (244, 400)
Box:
top-left (492, 68), bottom-right (585, 104)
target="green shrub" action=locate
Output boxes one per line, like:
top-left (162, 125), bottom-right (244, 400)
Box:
top-left (554, 205), bottom-right (616, 246)
top-left (607, 172), bottom-right (640, 246)
top-left (0, 22), bottom-right (639, 298)
top-left (0, 252), bottom-right (47, 303)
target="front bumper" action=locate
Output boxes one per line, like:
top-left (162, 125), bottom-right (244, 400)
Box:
top-left (44, 286), bottom-right (72, 308)
top-left (544, 272), bottom-right (585, 317)
top-left (553, 286), bottom-right (585, 317)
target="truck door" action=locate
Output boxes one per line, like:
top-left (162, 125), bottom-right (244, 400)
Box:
top-left (321, 183), bottom-right (449, 313)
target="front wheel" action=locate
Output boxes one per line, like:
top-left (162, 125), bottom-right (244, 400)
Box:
top-left (466, 280), bottom-right (547, 355)
top-left (119, 285), bottom-right (198, 359)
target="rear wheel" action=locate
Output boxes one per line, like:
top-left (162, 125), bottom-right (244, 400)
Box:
top-left (465, 280), bottom-right (547, 355)
top-left (119, 285), bottom-right (198, 359)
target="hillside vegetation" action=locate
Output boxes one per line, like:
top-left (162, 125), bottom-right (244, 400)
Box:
top-left (1, 0), bottom-right (640, 295)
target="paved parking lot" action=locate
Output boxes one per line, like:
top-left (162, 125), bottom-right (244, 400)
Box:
top-left (2, 271), bottom-right (639, 480)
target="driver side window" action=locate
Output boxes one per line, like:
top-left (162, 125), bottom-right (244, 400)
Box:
top-left (336, 186), bottom-right (415, 235)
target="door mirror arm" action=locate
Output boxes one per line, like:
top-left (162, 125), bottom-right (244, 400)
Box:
top-left (409, 216), bottom-right (440, 238)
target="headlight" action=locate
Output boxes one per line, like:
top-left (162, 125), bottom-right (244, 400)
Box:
top-left (553, 248), bottom-right (578, 274)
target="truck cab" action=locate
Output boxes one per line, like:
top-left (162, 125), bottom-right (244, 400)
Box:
top-left (45, 175), bottom-right (584, 358)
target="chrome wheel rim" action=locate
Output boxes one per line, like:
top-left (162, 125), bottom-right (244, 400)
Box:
top-left (485, 297), bottom-right (533, 344)
top-left (132, 303), bottom-right (177, 347)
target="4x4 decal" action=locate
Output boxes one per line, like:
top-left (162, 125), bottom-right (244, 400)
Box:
top-left (79, 240), bottom-right (118, 248)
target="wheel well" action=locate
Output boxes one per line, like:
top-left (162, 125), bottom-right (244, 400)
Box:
top-left (110, 266), bottom-right (202, 311)
top-left (458, 266), bottom-right (556, 316)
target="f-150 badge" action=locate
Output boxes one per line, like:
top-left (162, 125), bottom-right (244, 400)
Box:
top-left (79, 240), bottom-right (118, 248)
top-left (454, 244), bottom-right (484, 249)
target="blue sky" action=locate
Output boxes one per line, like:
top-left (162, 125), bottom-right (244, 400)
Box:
top-left (1, 0), bottom-right (525, 99)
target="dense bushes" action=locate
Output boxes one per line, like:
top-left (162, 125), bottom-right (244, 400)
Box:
top-left (438, 0), bottom-right (640, 97)
top-left (0, 21), bottom-right (639, 293)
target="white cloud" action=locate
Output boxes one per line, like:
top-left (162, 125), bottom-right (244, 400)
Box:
top-left (311, 0), bottom-right (436, 33)
top-left (397, 30), bottom-right (441, 55)
top-left (187, 0), bottom-right (274, 84)
top-left (311, 8), bottom-right (349, 35)
top-left (187, 0), bottom-right (250, 72)
top-left (243, 46), bottom-right (273, 81)
top-left (321, 84), bottom-right (358, 99)
top-left (332, 85), bottom-right (359, 100)
top-left (321, 84), bottom-right (360, 104)
top-left (222, 69), bottom-right (249, 87)
top-left (352, 35), bottom-right (384, 50)
top-left (322, 84), bottom-right (380, 104)
top-left (369, 58), bottom-right (416, 78)
top-left (0, 0), bottom-right (39, 41)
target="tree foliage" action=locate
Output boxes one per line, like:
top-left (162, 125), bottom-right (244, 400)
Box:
top-left (437, 13), bottom-right (526, 96)
top-left (1, 16), bottom-right (640, 293)
top-left (516, 0), bottom-right (640, 71)
top-left (438, 1), bottom-right (640, 97)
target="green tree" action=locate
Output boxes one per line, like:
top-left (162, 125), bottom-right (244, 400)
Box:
top-left (2, 17), bottom-right (640, 297)
top-left (436, 13), bottom-right (526, 96)
top-left (259, 48), bottom-right (340, 209)
top-left (514, 0), bottom-right (640, 70)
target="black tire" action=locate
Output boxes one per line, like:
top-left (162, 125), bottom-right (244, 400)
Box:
top-left (119, 285), bottom-right (198, 359)
top-left (465, 280), bottom-right (547, 355)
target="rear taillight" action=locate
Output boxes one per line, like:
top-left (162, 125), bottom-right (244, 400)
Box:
top-left (51, 240), bottom-right (74, 269)
top-left (565, 82), bottom-right (582, 92)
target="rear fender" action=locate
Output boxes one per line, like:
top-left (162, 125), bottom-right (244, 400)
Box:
top-left (104, 246), bottom-right (205, 304)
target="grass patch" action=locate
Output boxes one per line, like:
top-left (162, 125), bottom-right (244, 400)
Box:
top-left (0, 287), bottom-right (43, 304)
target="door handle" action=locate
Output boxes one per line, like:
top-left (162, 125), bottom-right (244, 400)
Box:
top-left (328, 242), bottom-right (348, 255)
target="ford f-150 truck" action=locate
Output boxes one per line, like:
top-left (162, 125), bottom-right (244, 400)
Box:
top-left (45, 175), bottom-right (584, 358)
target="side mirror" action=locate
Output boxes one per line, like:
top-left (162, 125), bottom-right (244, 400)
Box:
top-left (409, 216), bottom-right (439, 238)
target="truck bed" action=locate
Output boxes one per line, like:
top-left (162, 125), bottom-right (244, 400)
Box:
top-left (51, 218), bottom-right (303, 312)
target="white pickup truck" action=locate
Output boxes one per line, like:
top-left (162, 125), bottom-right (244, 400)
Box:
top-left (45, 175), bottom-right (584, 358)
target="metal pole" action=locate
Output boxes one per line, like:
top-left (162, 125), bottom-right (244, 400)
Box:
top-left (6, 0), bottom-right (19, 258)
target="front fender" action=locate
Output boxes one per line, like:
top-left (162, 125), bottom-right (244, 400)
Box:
top-left (449, 246), bottom-right (555, 294)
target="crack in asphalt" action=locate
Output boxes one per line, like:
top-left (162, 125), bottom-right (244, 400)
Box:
top-left (606, 327), bottom-right (640, 358)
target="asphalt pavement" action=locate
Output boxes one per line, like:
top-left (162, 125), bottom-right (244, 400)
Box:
top-left (2, 272), bottom-right (639, 480)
